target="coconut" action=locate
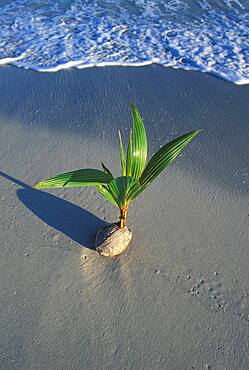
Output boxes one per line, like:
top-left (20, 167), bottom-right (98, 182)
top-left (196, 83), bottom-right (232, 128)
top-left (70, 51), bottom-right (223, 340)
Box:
top-left (95, 223), bottom-right (132, 257)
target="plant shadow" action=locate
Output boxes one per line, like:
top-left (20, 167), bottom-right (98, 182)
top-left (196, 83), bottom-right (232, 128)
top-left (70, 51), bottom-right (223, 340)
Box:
top-left (0, 171), bottom-right (107, 250)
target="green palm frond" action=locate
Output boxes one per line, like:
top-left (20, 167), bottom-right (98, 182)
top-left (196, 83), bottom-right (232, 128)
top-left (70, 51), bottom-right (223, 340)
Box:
top-left (96, 185), bottom-right (118, 207)
top-left (101, 162), bottom-right (113, 177)
top-left (131, 104), bottom-right (147, 180)
top-left (126, 129), bottom-right (133, 177)
top-left (138, 130), bottom-right (201, 192)
top-left (34, 168), bottom-right (113, 189)
top-left (34, 105), bottom-right (201, 230)
top-left (118, 129), bottom-right (126, 176)
top-left (108, 176), bottom-right (141, 209)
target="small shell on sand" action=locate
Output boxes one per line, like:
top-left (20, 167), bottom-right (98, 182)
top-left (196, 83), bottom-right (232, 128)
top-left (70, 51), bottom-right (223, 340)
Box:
top-left (95, 223), bottom-right (132, 257)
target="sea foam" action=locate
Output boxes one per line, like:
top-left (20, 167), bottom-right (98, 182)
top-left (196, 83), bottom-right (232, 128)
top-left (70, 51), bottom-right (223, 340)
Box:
top-left (0, 0), bottom-right (248, 84)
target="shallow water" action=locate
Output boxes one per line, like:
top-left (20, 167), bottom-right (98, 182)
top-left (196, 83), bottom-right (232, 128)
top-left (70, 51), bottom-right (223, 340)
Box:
top-left (0, 0), bottom-right (249, 83)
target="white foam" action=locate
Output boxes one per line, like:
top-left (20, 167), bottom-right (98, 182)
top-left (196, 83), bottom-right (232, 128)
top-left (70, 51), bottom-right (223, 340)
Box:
top-left (0, 53), bottom-right (26, 65)
top-left (3, 57), bottom-right (248, 86)
top-left (37, 60), bottom-right (85, 72)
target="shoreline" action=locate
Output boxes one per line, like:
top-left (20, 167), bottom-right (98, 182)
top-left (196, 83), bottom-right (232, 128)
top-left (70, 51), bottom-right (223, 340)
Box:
top-left (1, 61), bottom-right (249, 85)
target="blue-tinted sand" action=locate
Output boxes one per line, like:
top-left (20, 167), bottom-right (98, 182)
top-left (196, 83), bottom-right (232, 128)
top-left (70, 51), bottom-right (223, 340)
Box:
top-left (0, 65), bottom-right (249, 369)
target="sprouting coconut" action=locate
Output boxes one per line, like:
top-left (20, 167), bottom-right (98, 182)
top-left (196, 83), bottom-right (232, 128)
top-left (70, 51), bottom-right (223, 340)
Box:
top-left (34, 105), bottom-right (201, 257)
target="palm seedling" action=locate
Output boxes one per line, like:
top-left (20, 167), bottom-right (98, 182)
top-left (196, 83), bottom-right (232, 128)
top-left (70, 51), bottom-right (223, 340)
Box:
top-left (34, 105), bottom-right (201, 255)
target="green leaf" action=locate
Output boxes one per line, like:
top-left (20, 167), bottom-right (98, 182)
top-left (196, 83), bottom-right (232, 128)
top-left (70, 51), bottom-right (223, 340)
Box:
top-left (118, 129), bottom-right (126, 176)
top-left (138, 130), bottom-right (201, 192)
top-left (131, 104), bottom-right (147, 180)
top-left (96, 185), bottom-right (118, 207)
top-left (34, 168), bottom-right (113, 189)
top-left (101, 162), bottom-right (113, 177)
top-left (126, 129), bottom-right (133, 177)
top-left (108, 176), bottom-right (142, 209)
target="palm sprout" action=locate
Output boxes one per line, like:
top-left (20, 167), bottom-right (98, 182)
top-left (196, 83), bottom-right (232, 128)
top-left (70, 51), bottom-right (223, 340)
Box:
top-left (34, 105), bottom-right (201, 228)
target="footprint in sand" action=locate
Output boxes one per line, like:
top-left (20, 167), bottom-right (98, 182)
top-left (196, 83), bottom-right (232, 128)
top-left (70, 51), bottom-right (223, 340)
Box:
top-left (181, 273), bottom-right (249, 322)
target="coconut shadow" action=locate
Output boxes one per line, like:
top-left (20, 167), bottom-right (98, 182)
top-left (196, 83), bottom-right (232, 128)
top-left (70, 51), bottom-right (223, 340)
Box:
top-left (0, 171), bottom-right (107, 250)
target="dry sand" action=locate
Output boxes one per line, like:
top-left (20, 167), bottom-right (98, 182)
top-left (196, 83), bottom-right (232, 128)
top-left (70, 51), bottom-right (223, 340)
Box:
top-left (0, 65), bottom-right (248, 370)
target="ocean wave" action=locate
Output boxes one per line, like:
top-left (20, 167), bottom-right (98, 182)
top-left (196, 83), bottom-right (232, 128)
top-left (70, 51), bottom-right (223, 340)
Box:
top-left (0, 0), bottom-right (249, 84)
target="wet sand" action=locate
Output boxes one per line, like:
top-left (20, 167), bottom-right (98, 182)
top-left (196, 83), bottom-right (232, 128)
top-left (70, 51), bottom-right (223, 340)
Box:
top-left (0, 65), bottom-right (248, 369)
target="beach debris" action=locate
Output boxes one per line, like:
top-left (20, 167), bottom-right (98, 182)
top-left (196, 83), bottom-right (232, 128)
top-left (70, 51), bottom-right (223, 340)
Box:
top-left (95, 223), bottom-right (132, 257)
top-left (34, 105), bottom-right (201, 257)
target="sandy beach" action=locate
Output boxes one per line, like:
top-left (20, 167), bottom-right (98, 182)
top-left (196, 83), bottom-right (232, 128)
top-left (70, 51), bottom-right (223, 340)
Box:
top-left (0, 65), bottom-right (249, 369)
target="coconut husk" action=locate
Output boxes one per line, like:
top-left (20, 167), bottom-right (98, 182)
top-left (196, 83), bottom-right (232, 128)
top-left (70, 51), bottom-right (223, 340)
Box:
top-left (95, 223), bottom-right (132, 257)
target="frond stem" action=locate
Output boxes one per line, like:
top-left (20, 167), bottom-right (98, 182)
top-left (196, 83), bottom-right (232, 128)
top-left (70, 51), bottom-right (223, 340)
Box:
top-left (119, 206), bottom-right (128, 228)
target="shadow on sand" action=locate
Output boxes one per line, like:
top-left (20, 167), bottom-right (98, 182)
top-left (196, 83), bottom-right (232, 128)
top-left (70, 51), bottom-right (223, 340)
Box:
top-left (0, 171), bottom-right (107, 250)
